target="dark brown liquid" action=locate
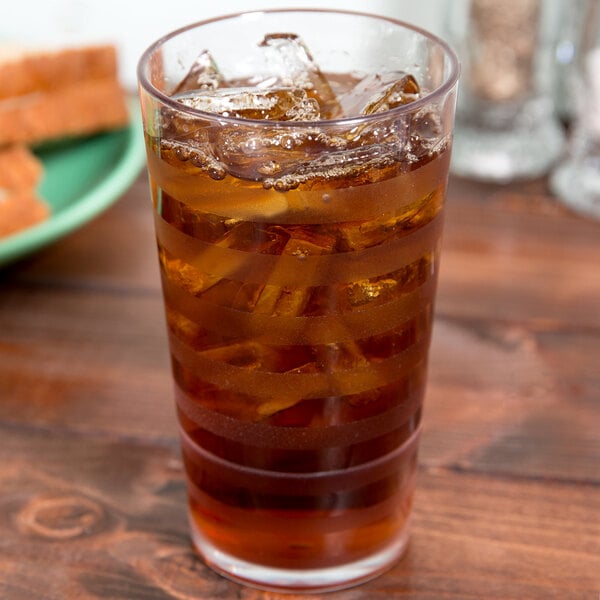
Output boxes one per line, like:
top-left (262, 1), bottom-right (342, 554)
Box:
top-left (147, 73), bottom-right (450, 570)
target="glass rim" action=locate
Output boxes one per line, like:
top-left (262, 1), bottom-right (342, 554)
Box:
top-left (137, 8), bottom-right (460, 128)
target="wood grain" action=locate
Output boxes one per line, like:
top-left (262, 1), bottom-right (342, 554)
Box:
top-left (1, 173), bottom-right (599, 599)
top-left (1, 424), bottom-right (598, 600)
top-left (438, 178), bottom-right (600, 330)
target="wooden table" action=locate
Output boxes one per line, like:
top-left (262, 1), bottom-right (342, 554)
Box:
top-left (1, 171), bottom-right (599, 599)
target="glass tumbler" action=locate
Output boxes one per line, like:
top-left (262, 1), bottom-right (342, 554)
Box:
top-left (138, 9), bottom-right (459, 592)
top-left (445, 0), bottom-right (565, 182)
top-left (551, 0), bottom-right (600, 219)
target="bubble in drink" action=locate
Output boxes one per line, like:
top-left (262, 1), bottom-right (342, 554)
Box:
top-left (211, 124), bottom-right (352, 183)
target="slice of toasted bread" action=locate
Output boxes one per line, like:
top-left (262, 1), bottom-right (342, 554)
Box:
top-left (0, 144), bottom-right (43, 189)
top-left (0, 189), bottom-right (49, 238)
top-left (0, 77), bottom-right (129, 146)
top-left (0, 45), bottom-right (119, 100)
top-left (0, 144), bottom-right (47, 239)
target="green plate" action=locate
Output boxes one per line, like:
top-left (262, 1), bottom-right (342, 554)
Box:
top-left (0, 99), bottom-right (146, 268)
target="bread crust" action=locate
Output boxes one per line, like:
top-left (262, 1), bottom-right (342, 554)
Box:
top-left (0, 189), bottom-right (49, 238)
top-left (0, 45), bottom-right (118, 100)
top-left (0, 145), bottom-right (47, 239)
top-left (0, 77), bottom-right (129, 146)
top-left (0, 144), bottom-right (43, 189)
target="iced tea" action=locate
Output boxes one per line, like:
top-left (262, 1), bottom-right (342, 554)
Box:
top-left (138, 10), bottom-right (458, 592)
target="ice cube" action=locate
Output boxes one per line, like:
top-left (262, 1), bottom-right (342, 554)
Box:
top-left (159, 249), bottom-right (221, 295)
top-left (335, 73), bottom-right (421, 147)
top-left (314, 341), bottom-right (369, 371)
top-left (334, 197), bottom-right (431, 251)
top-left (214, 124), bottom-right (349, 182)
top-left (259, 33), bottom-right (341, 119)
top-left (345, 277), bottom-right (399, 308)
top-left (342, 257), bottom-right (432, 311)
top-left (256, 396), bottom-right (309, 418)
top-left (171, 49), bottom-right (223, 95)
top-left (263, 142), bottom-right (400, 192)
top-left (277, 226), bottom-right (338, 259)
top-left (339, 72), bottom-right (420, 117)
top-left (362, 73), bottom-right (421, 115)
top-left (252, 226), bottom-right (336, 315)
top-left (335, 216), bottom-right (406, 252)
top-left (198, 341), bottom-right (280, 370)
top-left (408, 109), bottom-right (443, 158)
top-left (161, 91), bottom-right (323, 182)
top-left (166, 307), bottom-right (204, 347)
top-left (174, 87), bottom-right (320, 121)
top-left (159, 221), bottom-right (268, 297)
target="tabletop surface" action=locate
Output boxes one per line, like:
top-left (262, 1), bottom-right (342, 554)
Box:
top-left (1, 169), bottom-right (599, 600)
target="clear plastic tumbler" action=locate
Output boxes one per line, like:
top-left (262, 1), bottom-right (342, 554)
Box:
top-left (138, 9), bottom-right (459, 592)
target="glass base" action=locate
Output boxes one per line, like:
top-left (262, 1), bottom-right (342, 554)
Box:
top-left (189, 516), bottom-right (411, 593)
top-left (550, 158), bottom-right (600, 220)
top-left (451, 118), bottom-right (565, 183)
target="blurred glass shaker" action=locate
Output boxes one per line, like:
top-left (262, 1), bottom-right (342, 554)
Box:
top-left (445, 0), bottom-right (565, 182)
top-left (553, 0), bottom-right (590, 122)
top-left (551, 1), bottom-right (600, 219)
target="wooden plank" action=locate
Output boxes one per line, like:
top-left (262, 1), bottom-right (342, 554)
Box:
top-left (400, 469), bottom-right (600, 600)
top-left (0, 424), bottom-right (598, 599)
top-left (438, 178), bottom-right (600, 329)
top-left (0, 285), bottom-right (175, 441)
top-left (423, 317), bottom-right (600, 483)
